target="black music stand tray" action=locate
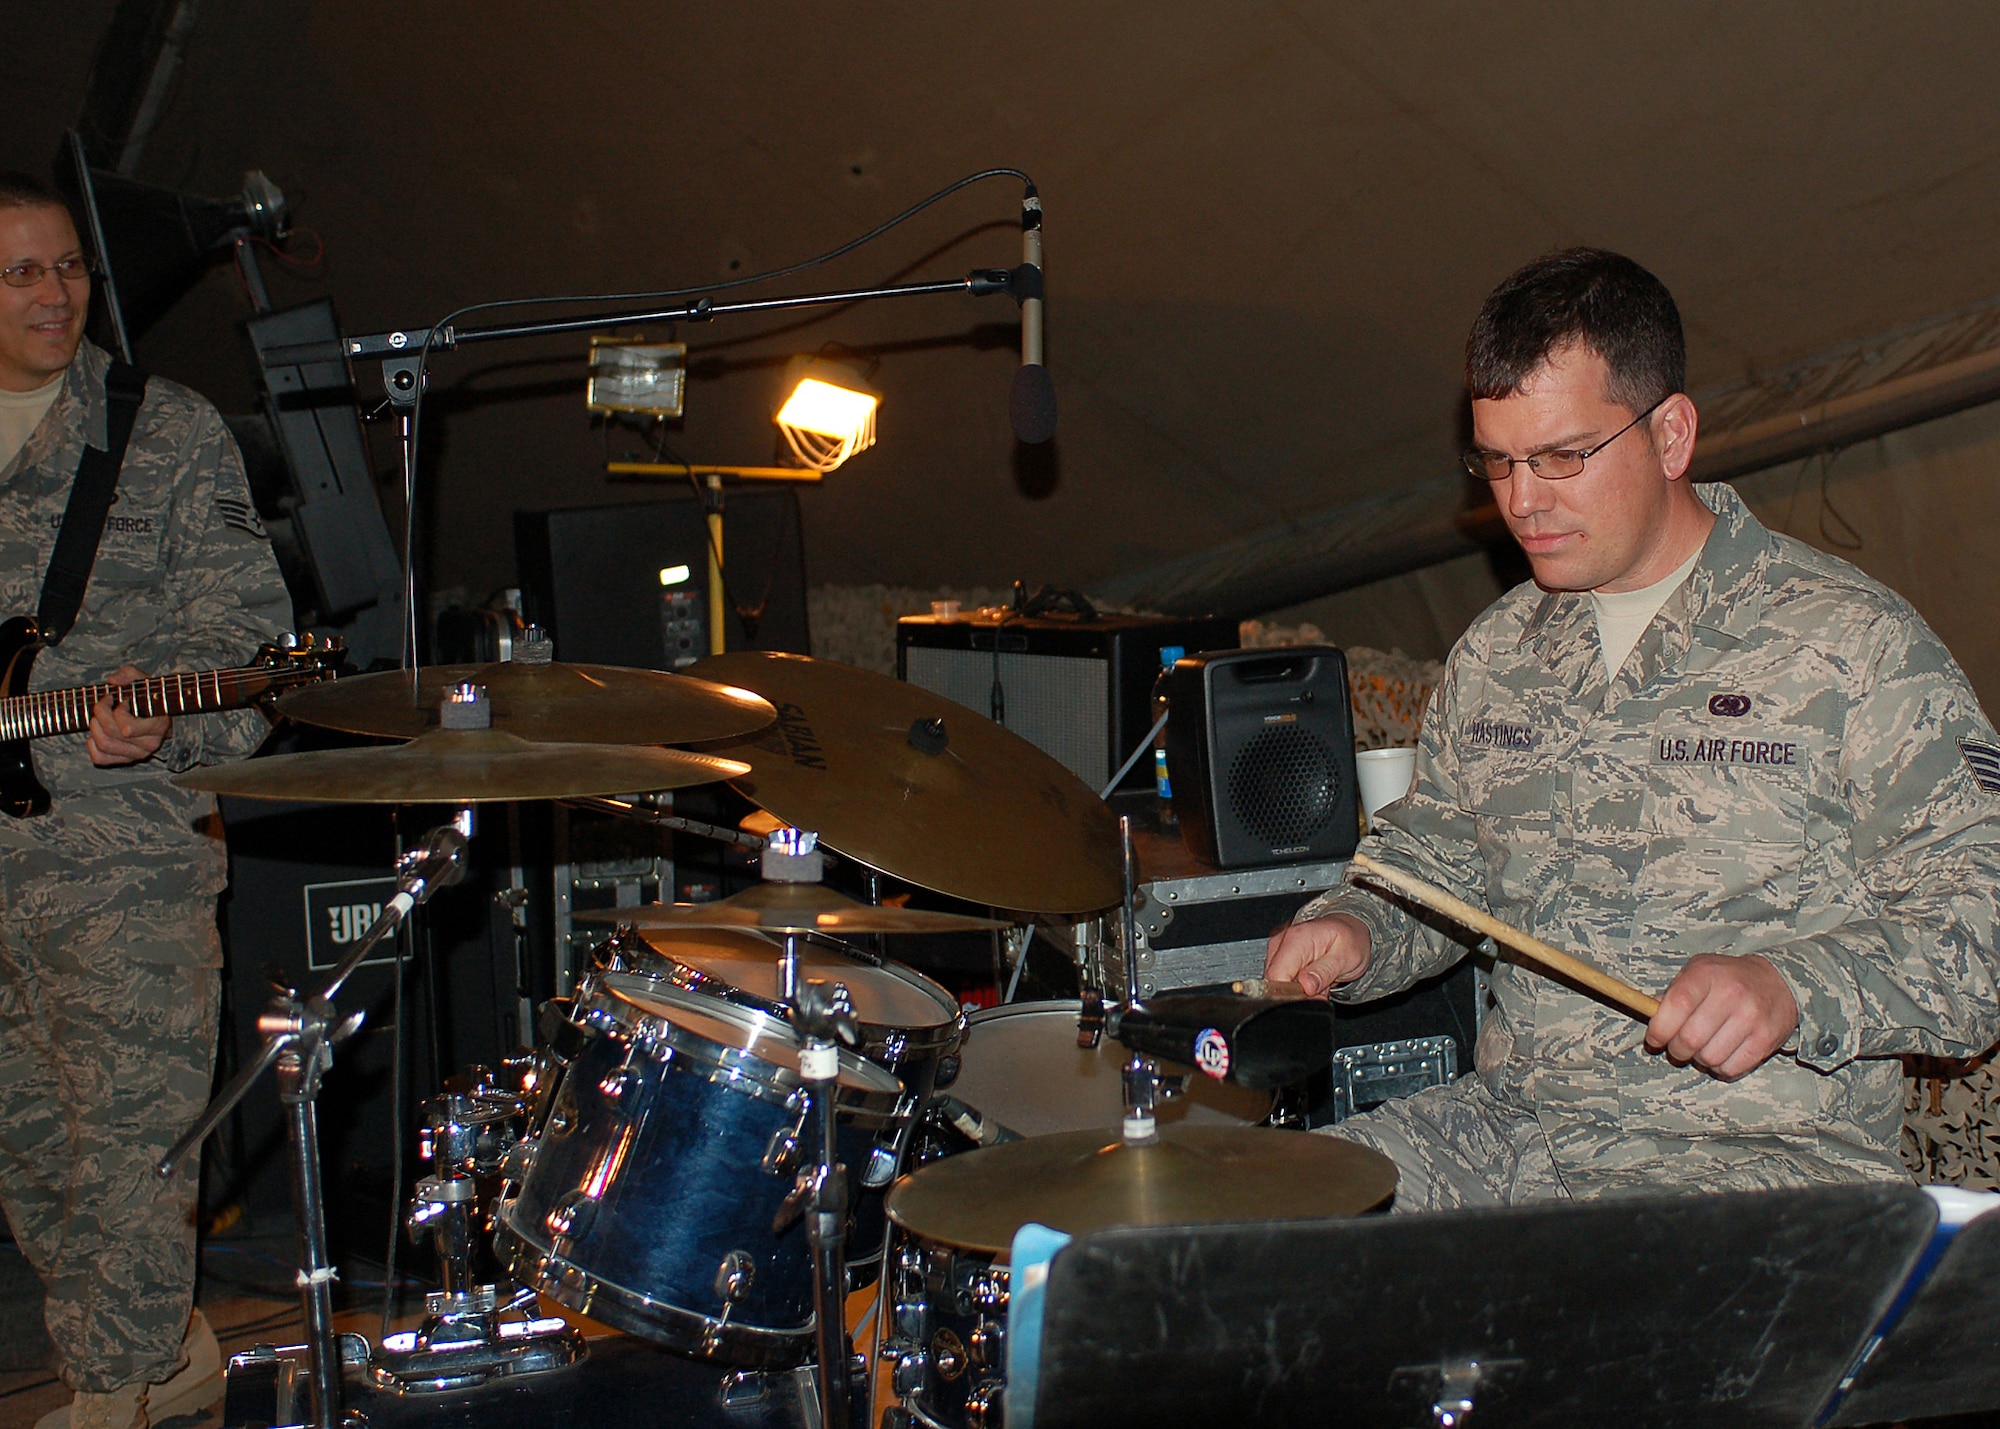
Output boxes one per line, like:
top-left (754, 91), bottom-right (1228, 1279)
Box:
top-left (1026, 1184), bottom-right (1935, 1429)
top-left (1822, 1199), bottom-right (2000, 1426)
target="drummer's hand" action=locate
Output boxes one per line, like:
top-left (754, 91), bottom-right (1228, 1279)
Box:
top-left (1644, 953), bottom-right (1799, 1081)
top-left (1264, 913), bottom-right (1372, 998)
top-left (86, 665), bottom-right (169, 767)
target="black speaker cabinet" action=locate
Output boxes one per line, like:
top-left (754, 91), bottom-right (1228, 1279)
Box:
top-left (1165, 646), bottom-right (1359, 869)
top-left (515, 489), bottom-right (809, 669)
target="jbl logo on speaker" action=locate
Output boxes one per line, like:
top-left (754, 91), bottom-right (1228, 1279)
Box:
top-left (1164, 647), bottom-right (1360, 870)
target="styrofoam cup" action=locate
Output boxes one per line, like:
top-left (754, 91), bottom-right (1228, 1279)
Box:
top-left (1355, 746), bottom-right (1418, 823)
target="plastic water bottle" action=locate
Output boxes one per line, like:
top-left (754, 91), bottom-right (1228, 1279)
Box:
top-left (1153, 645), bottom-right (1184, 824)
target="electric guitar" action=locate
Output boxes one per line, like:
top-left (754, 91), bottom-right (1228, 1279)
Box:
top-left (0, 616), bottom-right (345, 818)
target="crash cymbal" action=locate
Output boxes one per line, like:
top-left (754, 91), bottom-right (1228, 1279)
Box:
top-left (885, 1124), bottom-right (1397, 1254)
top-left (687, 651), bottom-right (1121, 914)
top-left (576, 880), bottom-right (1008, 935)
top-left (174, 728), bottom-right (750, 804)
top-left (277, 660), bottom-right (775, 744)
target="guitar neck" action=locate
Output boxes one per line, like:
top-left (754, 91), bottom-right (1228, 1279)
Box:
top-left (0, 667), bottom-right (277, 742)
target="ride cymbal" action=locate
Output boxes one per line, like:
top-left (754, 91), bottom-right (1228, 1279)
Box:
top-left (278, 660), bottom-right (775, 745)
top-left (884, 1124), bottom-right (1397, 1254)
top-left (687, 651), bottom-right (1121, 914)
top-left (576, 880), bottom-right (1008, 936)
top-left (174, 728), bottom-right (750, 804)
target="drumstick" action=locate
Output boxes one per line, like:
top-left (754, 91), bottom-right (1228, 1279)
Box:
top-left (1229, 977), bottom-right (1315, 1000)
top-left (1348, 851), bottom-right (1661, 1021)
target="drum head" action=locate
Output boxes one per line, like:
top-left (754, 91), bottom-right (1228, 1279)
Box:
top-left (638, 928), bottom-right (958, 1033)
top-left (601, 973), bottom-right (902, 1098)
top-left (949, 1000), bottom-right (1271, 1137)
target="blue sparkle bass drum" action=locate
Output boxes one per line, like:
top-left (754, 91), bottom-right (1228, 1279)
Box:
top-left (496, 972), bottom-right (904, 1367)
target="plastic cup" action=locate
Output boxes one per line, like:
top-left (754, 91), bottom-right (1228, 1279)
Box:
top-left (1355, 747), bottom-right (1418, 824)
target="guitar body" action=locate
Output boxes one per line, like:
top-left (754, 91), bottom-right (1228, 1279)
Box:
top-left (0, 616), bottom-right (51, 819)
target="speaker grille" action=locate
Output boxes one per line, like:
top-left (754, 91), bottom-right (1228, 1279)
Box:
top-left (1228, 725), bottom-right (1341, 848)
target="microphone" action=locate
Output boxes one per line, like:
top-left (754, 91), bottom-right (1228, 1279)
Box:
top-left (1009, 185), bottom-right (1057, 444)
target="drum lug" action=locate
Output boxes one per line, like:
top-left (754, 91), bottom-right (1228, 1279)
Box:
top-left (966, 1380), bottom-right (1006, 1429)
top-left (719, 1370), bottom-right (767, 1407)
top-left (862, 1143), bottom-right (899, 1188)
top-left (969, 1316), bottom-right (1004, 1369)
top-left (762, 1125), bottom-right (801, 1176)
top-left (545, 1191), bottom-right (597, 1241)
top-left (891, 1290), bottom-right (927, 1344)
top-left (891, 1349), bottom-right (930, 1396)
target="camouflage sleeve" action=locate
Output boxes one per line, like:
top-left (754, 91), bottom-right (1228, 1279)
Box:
top-left (1756, 623), bottom-right (2000, 1069)
top-left (154, 402), bottom-right (292, 771)
top-left (1295, 640), bottom-right (1487, 1002)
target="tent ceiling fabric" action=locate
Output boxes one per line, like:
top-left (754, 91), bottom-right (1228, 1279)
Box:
top-left (11, 2), bottom-right (2000, 611)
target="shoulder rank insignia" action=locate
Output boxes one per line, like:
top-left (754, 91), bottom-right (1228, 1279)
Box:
top-left (1958, 737), bottom-right (2000, 794)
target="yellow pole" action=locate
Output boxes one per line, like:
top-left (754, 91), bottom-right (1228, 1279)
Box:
top-left (706, 474), bottom-right (726, 656)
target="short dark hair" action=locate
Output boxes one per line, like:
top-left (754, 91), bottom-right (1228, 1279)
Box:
top-left (0, 170), bottom-right (76, 220)
top-left (1465, 247), bottom-right (1685, 414)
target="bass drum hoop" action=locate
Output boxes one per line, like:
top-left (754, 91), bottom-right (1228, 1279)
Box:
top-left (493, 1214), bottom-right (812, 1367)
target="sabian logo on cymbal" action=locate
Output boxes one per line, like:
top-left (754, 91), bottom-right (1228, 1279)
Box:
top-left (776, 701), bottom-right (827, 770)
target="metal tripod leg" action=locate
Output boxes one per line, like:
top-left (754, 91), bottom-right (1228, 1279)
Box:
top-left (279, 1041), bottom-right (346, 1429)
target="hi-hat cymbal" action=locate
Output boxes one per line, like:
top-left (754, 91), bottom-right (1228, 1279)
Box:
top-left (174, 728), bottom-right (750, 804)
top-left (576, 880), bottom-right (1009, 936)
top-left (277, 660), bottom-right (775, 744)
top-left (687, 651), bottom-right (1121, 914)
top-left (885, 1124), bottom-right (1397, 1254)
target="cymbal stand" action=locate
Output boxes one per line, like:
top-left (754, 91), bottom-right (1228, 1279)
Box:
top-left (1116, 815), bottom-right (1160, 1145)
top-left (764, 828), bottom-right (862, 1429)
top-left (159, 815), bottom-right (473, 1429)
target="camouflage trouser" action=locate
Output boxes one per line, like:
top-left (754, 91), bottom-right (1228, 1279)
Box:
top-left (0, 903), bottom-right (219, 1392)
top-left (1316, 1075), bottom-right (1571, 1213)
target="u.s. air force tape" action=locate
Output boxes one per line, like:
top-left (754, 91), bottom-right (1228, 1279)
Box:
top-left (1959, 737), bottom-right (2000, 794)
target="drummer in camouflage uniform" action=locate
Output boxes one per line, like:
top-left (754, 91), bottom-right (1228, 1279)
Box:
top-left (0, 172), bottom-right (290, 1429)
top-left (1269, 247), bottom-right (2000, 1209)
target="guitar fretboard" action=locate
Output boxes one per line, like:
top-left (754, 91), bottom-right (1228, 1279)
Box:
top-left (0, 669), bottom-right (274, 742)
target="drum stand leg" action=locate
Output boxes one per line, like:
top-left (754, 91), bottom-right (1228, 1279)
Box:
top-left (787, 974), bottom-right (862, 1429)
top-left (157, 821), bottom-right (474, 1429)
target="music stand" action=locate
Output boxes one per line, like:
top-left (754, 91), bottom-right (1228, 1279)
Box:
top-left (1026, 1184), bottom-right (1935, 1429)
top-left (1821, 1195), bottom-right (2000, 1426)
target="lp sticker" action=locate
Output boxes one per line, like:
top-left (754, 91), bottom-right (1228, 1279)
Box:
top-left (1192, 1027), bottom-right (1232, 1080)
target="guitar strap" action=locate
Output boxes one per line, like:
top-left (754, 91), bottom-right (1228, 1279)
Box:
top-left (36, 360), bottom-right (147, 646)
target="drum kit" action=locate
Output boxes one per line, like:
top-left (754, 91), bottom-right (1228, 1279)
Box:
top-left (158, 633), bottom-right (1399, 1429)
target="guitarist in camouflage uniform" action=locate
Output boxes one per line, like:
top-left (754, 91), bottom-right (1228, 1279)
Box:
top-left (0, 172), bottom-right (291, 1429)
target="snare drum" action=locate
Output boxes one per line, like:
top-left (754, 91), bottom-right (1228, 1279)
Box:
top-left (496, 973), bottom-right (903, 1367)
top-left (940, 999), bottom-right (1272, 1138)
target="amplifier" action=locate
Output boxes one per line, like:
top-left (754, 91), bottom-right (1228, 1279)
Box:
top-left (897, 612), bottom-right (1237, 792)
top-left (515, 489), bottom-right (809, 670)
top-left (1165, 645), bottom-right (1360, 868)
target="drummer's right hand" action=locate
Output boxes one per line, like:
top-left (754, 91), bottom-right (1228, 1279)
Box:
top-left (1265, 913), bottom-right (1372, 998)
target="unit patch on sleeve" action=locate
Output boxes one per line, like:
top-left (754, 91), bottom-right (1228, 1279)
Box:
top-left (1959, 737), bottom-right (2000, 794)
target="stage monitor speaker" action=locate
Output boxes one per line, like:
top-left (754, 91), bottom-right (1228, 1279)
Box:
top-left (898, 612), bottom-right (1238, 793)
top-left (1165, 645), bottom-right (1359, 869)
top-left (515, 490), bottom-right (809, 669)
